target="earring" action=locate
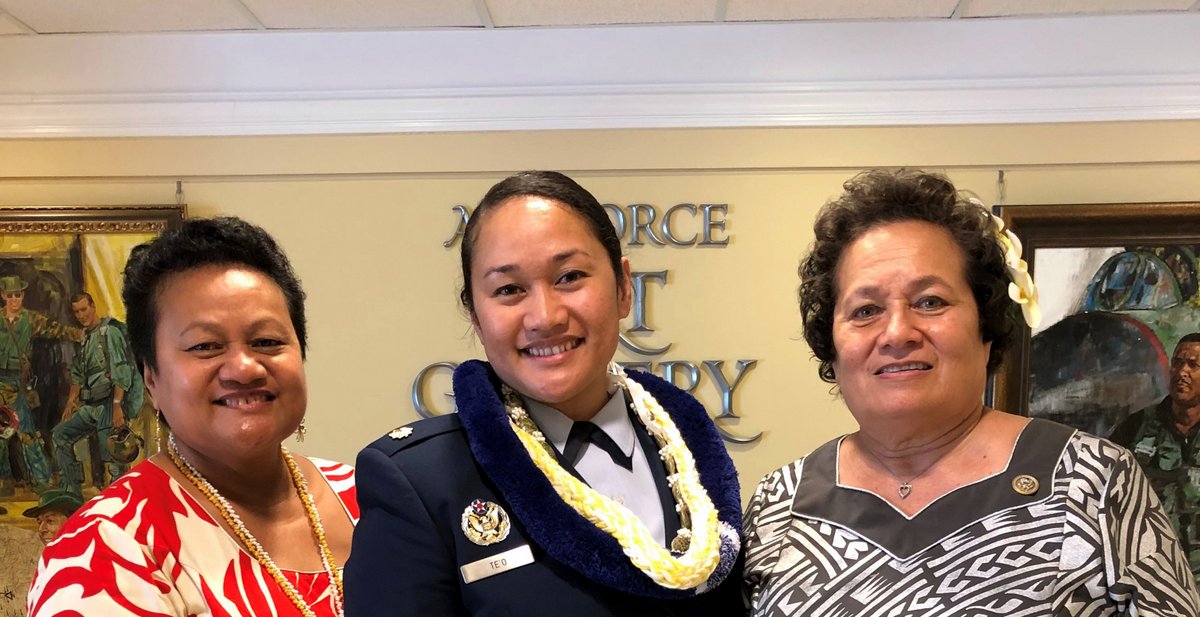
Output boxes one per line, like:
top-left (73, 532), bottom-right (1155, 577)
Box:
top-left (296, 417), bottom-right (307, 442)
top-left (154, 410), bottom-right (163, 453)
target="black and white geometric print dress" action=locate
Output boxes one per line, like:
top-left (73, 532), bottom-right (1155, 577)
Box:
top-left (744, 419), bottom-right (1200, 617)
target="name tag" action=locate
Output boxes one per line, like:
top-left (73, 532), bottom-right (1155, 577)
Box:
top-left (459, 544), bottom-right (535, 584)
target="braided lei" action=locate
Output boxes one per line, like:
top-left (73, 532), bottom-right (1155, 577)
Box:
top-left (453, 359), bottom-right (741, 598)
top-left (501, 364), bottom-right (732, 590)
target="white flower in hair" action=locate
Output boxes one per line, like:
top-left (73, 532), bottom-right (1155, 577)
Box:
top-left (969, 198), bottom-right (1042, 329)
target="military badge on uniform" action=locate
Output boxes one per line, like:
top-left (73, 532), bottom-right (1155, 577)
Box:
top-left (388, 426), bottom-right (413, 440)
top-left (461, 499), bottom-right (511, 546)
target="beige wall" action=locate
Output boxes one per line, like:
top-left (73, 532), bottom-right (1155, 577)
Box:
top-left (2, 121), bottom-right (1199, 501)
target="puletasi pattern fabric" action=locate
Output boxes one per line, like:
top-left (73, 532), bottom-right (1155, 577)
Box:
top-left (1110, 397), bottom-right (1200, 581)
top-left (744, 420), bottom-right (1200, 617)
top-left (27, 457), bottom-right (358, 616)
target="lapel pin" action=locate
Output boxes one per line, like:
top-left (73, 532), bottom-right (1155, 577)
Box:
top-left (1012, 474), bottom-right (1039, 496)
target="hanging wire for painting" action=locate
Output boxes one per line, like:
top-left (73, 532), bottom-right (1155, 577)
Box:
top-left (175, 181), bottom-right (184, 206)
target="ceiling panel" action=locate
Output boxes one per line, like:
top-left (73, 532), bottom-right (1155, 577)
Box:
top-left (241, 0), bottom-right (483, 29)
top-left (0, 0), bottom-right (257, 34)
top-left (0, 0), bottom-right (1195, 35)
top-left (726, 0), bottom-right (960, 21)
top-left (486, 0), bottom-right (716, 26)
top-left (960, 0), bottom-right (1195, 17)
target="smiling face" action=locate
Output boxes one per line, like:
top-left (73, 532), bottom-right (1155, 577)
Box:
top-left (144, 265), bottom-right (306, 467)
top-left (468, 196), bottom-right (632, 421)
top-left (2, 289), bottom-right (24, 313)
top-left (1171, 342), bottom-right (1200, 409)
top-left (71, 297), bottom-right (99, 329)
top-left (36, 510), bottom-right (70, 545)
top-left (830, 220), bottom-right (991, 431)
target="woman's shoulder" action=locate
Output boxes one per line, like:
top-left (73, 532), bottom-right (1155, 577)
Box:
top-left (1020, 418), bottom-right (1140, 489)
top-left (1062, 423), bottom-right (1138, 469)
top-left (41, 461), bottom-right (179, 559)
top-left (306, 456), bottom-right (355, 479)
top-left (750, 455), bottom-right (815, 505)
top-left (299, 455), bottom-right (359, 523)
top-left (65, 460), bottom-right (173, 523)
top-left (1024, 418), bottom-right (1131, 465)
top-left (361, 413), bottom-right (466, 458)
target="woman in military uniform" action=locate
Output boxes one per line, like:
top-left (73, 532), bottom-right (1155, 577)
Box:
top-left (346, 171), bottom-right (743, 616)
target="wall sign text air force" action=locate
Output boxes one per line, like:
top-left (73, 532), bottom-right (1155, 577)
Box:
top-left (413, 202), bottom-right (761, 444)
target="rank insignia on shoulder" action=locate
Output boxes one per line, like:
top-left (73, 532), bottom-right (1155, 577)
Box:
top-left (388, 426), bottom-right (414, 440)
top-left (461, 499), bottom-right (511, 546)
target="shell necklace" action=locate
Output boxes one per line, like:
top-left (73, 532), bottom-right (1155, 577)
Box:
top-left (167, 433), bottom-right (344, 617)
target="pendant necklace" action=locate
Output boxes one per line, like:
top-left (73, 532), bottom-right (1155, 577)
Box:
top-left (857, 412), bottom-right (984, 500)
top-left (859, 443), bottom-right (937, 499)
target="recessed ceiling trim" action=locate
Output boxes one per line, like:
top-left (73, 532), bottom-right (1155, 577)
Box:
top-left (2, 74), bottom-right (1196, 137)
top-left (1, 14), bottom-right (1196, 136)
top-left (474, 0), bottom-right (494, 28)
top-left (0, 7), bottom-right (35, 34)
top-left (229, 0), bottom-right (266, 30)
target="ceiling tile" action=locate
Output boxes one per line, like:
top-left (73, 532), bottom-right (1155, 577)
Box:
top-left (2, 0), bottom-right (257, 34)
top-left (726, 0), bottom-right (961, 21)
top-left (486, 0), bottom-right (716, 27)
top-left (960, 0), bottom-right (1195, 17)
top-left (241, 0), bottom-right (483, 29)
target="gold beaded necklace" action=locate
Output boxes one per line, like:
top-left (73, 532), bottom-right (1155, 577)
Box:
top-left (167, 433), bottom-right (344, 617)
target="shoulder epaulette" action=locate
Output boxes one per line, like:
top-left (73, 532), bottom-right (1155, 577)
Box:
top-left (369, 413), bottom-right (462, 457)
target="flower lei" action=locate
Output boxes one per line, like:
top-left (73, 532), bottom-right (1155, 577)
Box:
top-left (499, 363), bottom-right (736, 591)
top-left (972, 197), bottom-right (1042, 328)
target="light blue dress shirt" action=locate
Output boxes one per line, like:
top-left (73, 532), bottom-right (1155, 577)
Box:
top-left (524, 387), bottom-right (668, 546)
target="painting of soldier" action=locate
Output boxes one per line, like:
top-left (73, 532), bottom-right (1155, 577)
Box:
top-left (0, 273), bottom-right (82, 497)
top-left (0, 210), bottom-right (180, 519)
top-left (1023, 242), bottom-right (1200, 584)
top-left (51, 291), bottom-right (144, 496)
top-left (0, 206), bottom-right (181, 614)
top-left (22, 488), bottom-right (83, 546)
top-left (1110, 333), bottom-right (1200, 580)
top-left (1027, 245), bottom-right (1200, 436)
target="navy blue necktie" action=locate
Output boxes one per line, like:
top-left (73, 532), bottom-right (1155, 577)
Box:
top-left (563, 421), bottom-right (633, 471)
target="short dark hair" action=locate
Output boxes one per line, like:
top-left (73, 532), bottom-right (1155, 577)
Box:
top-left (122, 216), bottom-right (307, 373)
top-left (69, 291), bottom-right (94, 306)
top-left (799, 169), bottom-right (1017, 383)
top-left (1177, 333), bottom-right (1200, 351)
top-left (459, 170), bottom-right (623, 316)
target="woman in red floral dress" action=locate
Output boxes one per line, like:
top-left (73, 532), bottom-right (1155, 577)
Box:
top-left (29, 217), bottom-right (358, 617)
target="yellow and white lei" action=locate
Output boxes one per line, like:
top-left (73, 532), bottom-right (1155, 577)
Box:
top-left (501, 364), bottom-right (727, 590)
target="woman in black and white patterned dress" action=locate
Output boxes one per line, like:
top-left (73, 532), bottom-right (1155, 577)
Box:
top-left (744, 169), bottom-right (1199, 616)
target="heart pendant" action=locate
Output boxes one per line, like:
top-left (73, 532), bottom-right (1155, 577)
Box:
top-left (897, 483), bottom-right (912, 499)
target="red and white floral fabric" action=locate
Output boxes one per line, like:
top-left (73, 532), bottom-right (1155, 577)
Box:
top-left (28, 457), bottom-right (358, 617)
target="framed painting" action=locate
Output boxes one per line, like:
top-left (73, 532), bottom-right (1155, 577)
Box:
top-left (0, 205), bottom-right (184, 613)
top-left (993, 201), bottom-right (1200, 584)
top-left (992, 202), bottom-right (1200, 431)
